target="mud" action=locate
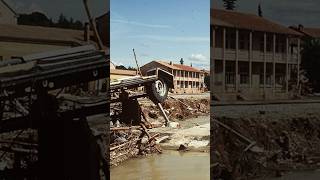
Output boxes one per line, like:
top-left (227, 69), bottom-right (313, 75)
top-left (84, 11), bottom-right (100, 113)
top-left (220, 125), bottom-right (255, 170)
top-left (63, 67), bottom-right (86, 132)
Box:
top-left (211, 103), bottom-right (320, 179)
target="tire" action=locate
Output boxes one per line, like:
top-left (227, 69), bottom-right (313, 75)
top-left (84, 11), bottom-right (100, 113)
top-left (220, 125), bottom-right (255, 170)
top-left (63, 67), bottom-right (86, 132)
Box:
top-left (146, 78), bottom-right (168, 104)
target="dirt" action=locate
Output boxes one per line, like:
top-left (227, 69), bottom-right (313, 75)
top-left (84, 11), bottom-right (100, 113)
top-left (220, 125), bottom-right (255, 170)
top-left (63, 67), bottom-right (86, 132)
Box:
top-left (211, 103), bottom-right (320, 179)
top-left (140, 97), bottom-right (210, 123)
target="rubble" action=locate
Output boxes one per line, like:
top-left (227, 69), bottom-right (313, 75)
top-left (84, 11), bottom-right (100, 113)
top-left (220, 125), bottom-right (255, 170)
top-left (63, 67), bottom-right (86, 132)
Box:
top-left (212, 113), bottom-right (320, 179)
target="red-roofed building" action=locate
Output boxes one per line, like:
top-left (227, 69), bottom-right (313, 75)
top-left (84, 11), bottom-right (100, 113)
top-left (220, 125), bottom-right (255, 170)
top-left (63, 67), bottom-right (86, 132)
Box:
top-left (141, 60), bottom-right (206, 94)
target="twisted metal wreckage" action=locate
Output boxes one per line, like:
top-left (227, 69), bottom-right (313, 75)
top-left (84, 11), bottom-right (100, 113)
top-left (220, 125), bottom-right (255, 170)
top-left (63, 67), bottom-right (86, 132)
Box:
top-left (0, 44), bottom-right (110, 179)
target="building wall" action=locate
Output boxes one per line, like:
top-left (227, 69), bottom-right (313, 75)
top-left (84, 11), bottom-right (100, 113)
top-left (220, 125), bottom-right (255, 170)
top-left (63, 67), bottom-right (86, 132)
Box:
top-left (0, 1), bottom-right (17, 25)
top-left (141, 61), bottom-right (205, 94)
top-left (0, 41), bottom-right (70, 60)
top-left (211, 25), bottom-right (301, 100)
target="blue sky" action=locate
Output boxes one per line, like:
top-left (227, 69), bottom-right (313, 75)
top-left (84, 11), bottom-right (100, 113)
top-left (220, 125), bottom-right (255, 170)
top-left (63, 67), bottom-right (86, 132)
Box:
top-left (111, 0), bottom-right (210, 70)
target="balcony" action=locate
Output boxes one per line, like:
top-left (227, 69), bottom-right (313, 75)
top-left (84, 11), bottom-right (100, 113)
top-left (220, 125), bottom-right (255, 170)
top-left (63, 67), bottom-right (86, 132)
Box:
top-left (212, 47), bottom-right (298, 64)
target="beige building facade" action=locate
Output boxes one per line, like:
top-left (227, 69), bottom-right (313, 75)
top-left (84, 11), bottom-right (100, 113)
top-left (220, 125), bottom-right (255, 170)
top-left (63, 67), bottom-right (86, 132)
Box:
top-left (211, 9), bottom-right (302, 101)
top-left (141, 61), bottom-right (206, 94)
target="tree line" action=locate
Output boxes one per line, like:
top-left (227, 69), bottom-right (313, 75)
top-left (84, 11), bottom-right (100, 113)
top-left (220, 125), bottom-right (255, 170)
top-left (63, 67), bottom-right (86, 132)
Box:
top-left (17, 12), bottom-right (84, 30)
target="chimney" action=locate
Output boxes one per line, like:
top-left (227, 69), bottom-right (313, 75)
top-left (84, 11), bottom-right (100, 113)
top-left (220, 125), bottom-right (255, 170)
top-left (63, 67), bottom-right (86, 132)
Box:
top-left (298, 24), bottom-right (304, 31)
top-left (169, 61), bottom-right (173, 65)
top-left (84, 22), bottom-right (90, 42)
top-left (180, 58), bottom-right (184, 65)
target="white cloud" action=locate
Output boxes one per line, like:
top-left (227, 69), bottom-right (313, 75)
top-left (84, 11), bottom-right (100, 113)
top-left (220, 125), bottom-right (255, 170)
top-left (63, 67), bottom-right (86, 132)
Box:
top-left (111, 60), bottom-right (124, 66)
top-left (188, 53), bottom-right (208, 62)
top-left (128, 35), bottom-right (209, 43)
top-left (111, 19), bottom-right (171, 29)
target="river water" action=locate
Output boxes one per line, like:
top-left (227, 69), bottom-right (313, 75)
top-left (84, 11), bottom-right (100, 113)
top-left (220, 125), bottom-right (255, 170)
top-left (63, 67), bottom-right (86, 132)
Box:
top-left (110, 150), bottom-right (210, 180)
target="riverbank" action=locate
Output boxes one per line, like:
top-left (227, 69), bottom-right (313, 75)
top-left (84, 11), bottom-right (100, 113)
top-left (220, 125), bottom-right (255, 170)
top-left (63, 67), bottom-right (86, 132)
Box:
top-left (110, 94), bottom-right (210, 166)
top-left (211, 102), bottom-right (320, 179)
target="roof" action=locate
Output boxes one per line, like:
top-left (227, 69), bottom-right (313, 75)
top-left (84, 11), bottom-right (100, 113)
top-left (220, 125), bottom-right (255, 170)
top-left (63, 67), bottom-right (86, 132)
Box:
top-left (1, 0), bottom-right (17, 16)
top-left (299, 27), bottom-right (320, 38)
top-left (0, 24), bottom-right (86, 46)
top-left (111, 69), bottom-right (137, 76)
top-left (211, 9), bottom-right (301, 36)
top-left (155, 61), bottom-right (202, 72)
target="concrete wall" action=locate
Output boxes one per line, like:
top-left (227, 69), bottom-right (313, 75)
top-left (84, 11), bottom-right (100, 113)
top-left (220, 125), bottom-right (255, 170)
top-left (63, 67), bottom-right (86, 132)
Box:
top-left (0, 41), bottom-right (71, 60)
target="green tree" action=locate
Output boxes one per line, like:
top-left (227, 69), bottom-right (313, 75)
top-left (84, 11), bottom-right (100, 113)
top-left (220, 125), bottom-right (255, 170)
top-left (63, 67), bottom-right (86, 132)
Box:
top-left (18, 12), bottom-right (53, 26)
top-left (301, 38), bottom-right (320, 92)
top-left (222, 0), bottom-right (237, 10)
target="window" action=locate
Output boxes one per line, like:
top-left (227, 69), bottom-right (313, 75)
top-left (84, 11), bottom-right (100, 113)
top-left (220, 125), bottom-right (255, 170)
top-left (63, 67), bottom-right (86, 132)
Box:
top-left (226, 30), bottom-right (236, 49)
top-left (185, 81), bottom-right (188, 88)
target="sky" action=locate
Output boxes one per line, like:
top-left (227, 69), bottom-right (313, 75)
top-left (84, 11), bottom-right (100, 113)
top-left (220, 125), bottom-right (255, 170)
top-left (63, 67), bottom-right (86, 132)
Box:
top-left (6, 0), bottom-right (109, 22)
top-left (110, 0), bottom-right (210, 70)
top-left (212, 0), bottom-right (320, 27)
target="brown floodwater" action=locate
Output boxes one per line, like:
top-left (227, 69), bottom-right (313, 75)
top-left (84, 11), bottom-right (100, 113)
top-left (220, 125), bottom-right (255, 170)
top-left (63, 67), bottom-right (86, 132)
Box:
top-left (110, 150), bottom-right (210, 180)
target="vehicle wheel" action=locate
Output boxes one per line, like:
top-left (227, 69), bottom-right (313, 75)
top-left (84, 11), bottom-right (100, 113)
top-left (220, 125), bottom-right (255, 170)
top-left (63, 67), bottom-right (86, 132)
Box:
top-left (146, 78), bottom-right (168, 104)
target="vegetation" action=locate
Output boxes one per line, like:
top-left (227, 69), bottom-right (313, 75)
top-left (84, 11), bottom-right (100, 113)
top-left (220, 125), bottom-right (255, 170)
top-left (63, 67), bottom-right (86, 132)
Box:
top-left (18, 12), bottom-right (84, 30)
top-left (301, 38), bottom-right (320, 92)
top-left (116, 65), bottom-right (137, 70)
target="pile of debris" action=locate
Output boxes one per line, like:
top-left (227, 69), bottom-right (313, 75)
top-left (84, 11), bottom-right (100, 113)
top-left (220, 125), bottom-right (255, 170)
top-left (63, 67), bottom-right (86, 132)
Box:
top-left (141, 97), bottom-right (210, 122)
top-left (211, 115), bottom-right (320, 179)
top-left (110, 123), bottom-right (161, 166)
top-left (0, 129), bottom-right (38, 171)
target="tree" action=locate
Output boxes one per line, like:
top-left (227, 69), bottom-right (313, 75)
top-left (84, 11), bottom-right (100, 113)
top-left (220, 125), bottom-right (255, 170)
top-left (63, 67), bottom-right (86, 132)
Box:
top-left (222, 0), bottom-right (237, 10)
top-left (18, 12), bottom-right (53, 26)
top-left (258, 3), bottom-right (263, 17)
top-left (301, 38), bottom-right (320, 92)
top-left (18, 12), bottom-right (84, 30)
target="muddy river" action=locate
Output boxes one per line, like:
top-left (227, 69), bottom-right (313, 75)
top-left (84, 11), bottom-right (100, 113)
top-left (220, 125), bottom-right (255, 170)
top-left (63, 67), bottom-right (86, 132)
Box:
top-left (110, 150), bottom-right (210, 180)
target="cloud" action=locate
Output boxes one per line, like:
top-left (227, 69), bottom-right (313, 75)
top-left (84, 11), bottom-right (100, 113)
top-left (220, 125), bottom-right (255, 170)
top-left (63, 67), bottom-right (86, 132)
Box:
top-left (128, 35), bottom-right (209, 43)
top-left (111, 60), bottom-right (124, 66)
top-left (188, 53), bottom-right (208, 62)
top-left (111, 19), bottom-right (172, 29)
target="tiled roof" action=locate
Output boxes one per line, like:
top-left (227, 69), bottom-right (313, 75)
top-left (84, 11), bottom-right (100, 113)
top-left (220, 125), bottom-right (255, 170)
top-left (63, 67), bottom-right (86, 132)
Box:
top-left (155, 61), bottom-right (201, 72)
top-left (0, 24), bottom-right (86, 45)
top-left (301, 28), bottom-right (320, 38)
top-left (211, 9), bottom-right (301, 36)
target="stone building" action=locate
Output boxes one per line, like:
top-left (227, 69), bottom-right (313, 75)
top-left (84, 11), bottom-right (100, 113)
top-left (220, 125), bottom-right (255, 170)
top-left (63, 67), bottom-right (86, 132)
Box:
top-left (141, 61), bottom-right (206, 94)
top-left (211, 9), bottom-right (303, 101)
